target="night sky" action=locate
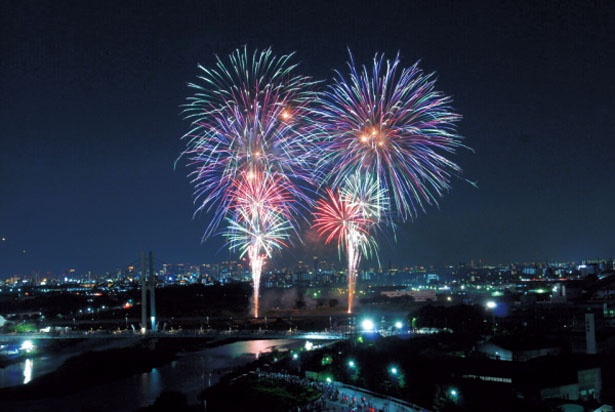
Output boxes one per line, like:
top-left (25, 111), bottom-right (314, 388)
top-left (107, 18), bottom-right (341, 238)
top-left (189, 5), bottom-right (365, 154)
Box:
top-left (1, 0), bottom-right (614, 276)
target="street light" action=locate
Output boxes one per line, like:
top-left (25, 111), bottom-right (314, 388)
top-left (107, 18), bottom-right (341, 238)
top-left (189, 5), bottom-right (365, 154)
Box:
top-left (449, 387), bottom-right (459, 403)
top-left (347, 359), bottom-right (359, 382)
top-left (361, 318), bottom-right (375, 332)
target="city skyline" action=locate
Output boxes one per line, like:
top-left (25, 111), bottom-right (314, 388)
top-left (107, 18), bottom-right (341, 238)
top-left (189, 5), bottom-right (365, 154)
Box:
top-left (1, 250), bottom-right (610, 280)
top-left (1, 1), bottom-right (614, 275)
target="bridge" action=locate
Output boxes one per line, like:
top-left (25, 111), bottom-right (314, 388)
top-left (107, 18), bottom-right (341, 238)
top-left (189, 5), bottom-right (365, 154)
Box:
top-left (0, 329), bottom-right (349, 343)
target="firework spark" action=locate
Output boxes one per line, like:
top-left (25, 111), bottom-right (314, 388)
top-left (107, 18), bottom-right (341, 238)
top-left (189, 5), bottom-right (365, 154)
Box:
top-left (180, 47), bottom-right (317, 317)
top-left (340, 170), bottom-right (390, 225)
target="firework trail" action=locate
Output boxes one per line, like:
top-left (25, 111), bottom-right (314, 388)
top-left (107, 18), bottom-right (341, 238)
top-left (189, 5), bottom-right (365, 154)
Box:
top-left (312, 51), bottom-right (467, 312)
top-left (312, 184), bottom-right (380, 314)
top-left (180, 47), bottom-right (317, 317)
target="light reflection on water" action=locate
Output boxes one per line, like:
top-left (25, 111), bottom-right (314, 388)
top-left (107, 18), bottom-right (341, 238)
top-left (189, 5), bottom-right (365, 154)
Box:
top-left (0, 354), bottom-right (72, 389)
top-left (0, 339), bottom-right (306, 412)
top-left (22, 359), bottom-right (32, 384)
top-left (138, 366), bottom-right (161, 402)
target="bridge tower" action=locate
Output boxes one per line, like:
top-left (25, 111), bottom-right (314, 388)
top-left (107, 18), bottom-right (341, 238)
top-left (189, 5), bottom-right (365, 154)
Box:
top-left (140, 251), bottom-right (157, 333)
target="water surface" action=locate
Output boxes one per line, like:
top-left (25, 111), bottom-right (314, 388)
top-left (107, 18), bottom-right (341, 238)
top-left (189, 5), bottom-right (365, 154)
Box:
top-left (0, 338), bottom-right (305, 412)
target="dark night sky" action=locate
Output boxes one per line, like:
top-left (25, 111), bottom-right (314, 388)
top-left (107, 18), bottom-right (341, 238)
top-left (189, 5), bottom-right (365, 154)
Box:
top-left (1, 0), bottom-right (614, 276)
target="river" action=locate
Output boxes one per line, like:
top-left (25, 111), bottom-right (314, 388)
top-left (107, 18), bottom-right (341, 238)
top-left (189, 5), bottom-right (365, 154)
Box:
top-left (0, 338), bottom-right (307, 412)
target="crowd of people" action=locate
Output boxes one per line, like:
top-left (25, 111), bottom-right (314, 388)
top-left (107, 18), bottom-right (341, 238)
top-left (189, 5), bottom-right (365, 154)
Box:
top-left (257, 371), bottom-right (413, 412)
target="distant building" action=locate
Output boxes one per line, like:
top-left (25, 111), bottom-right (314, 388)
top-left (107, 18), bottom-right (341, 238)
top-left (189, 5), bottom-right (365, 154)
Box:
top-left (426, 273), bottom-right (440, 283)
top-left (519, 357), bottom-right (602, 404)
top-left (476, 335), bottom-right (562, 361)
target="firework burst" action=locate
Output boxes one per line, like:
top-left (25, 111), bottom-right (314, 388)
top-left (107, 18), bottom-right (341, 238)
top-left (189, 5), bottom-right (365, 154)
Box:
top-left (313, 51), bottom-right (467, 223)
top-left (180, 47), bottom-right (317, 317)
top-left (311, 51), bottom-right (468, 312)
